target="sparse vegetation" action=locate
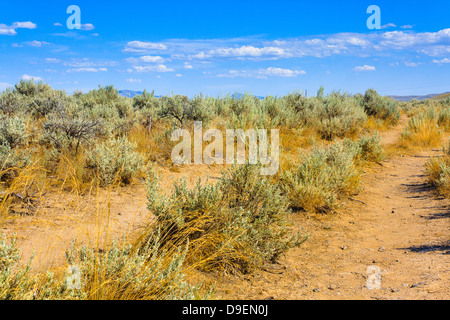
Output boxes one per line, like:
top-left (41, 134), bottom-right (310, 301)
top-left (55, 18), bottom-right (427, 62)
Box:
top-left (2, 79), bottom-right (449, 300)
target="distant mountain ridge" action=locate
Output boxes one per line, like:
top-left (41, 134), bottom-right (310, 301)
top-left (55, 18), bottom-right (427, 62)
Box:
top-left (119, 90), bottom-right (143, 98)
top-left (119, 90), bottom-right (449, 102)
top-left (388, 92), bottom-right (450, 102)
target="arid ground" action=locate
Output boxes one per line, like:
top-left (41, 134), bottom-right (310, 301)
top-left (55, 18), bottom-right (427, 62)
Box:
top-left (1, 114), bottom-right (448, 300)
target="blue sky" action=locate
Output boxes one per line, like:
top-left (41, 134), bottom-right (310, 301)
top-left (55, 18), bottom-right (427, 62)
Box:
top-left (0, 0), bottom-right (449, 97)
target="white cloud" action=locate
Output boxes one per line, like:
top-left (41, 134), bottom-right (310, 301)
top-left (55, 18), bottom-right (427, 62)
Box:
top-left (68, 68), bottom-right (108, 72)
top-left (175, 74), bottom-right (183, 77)
top-left (381, 23), bottom-right (397, 29)
top-left (0, 82), bottom-right (12, 90)
top-left (54, 23), bottom-right (63, 27)
top-left (353, 65), bottom-right (376, 72)
top-left (209, 45), bottom-right (286, 58)
top-left (400, 25), bottom-right (414, 29)
top-left (124, 41), bottom-right (168, 53)
top-left (432, 58), bottom-right (450, 64)
top-left (126, 78), bottom-right (142, 83)
top-left (0, 24), bottom-right (16, 35)
top-left (138, 28), bottom-right (450, 62)
top-left (25, 40), bottom-right (50, 47)
top-left (21, 74), bottom-right (44, 81)
top-left (79, 23), bottom-right (95, 31)
top-left (1, 21), bottom-right (37, 36)
top-left (12, 21), bottom-right (37, 29)
top-left (184, 62), bottom-right (193, 69)
top-left (216, 67), bottom-right (306, 79)
top-left (46, 58), bottom-right (62, 63)
top-left (126, 55), bottom-right (165, 63)
top-left (129, 64), bottom-right (174, 73)
top-left (404, 61), bottom-right (420, 67)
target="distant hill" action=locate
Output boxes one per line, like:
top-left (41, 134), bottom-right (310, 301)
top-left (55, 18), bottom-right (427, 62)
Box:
top-left (389, 92), bottom-right (449, 102)
top-left (119, 90), bottom-right (143, 98)
top-left (431, 92), bottom-right (450, 100)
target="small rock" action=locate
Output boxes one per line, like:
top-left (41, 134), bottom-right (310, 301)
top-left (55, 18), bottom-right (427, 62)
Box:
top-left (391, 210), bottom-right (395, 213)
top-left (340, 245), bottom-right (347, 250)
top-left (313, 288), bottom-right (320, 292)
top-left (410, 282), bottom-right (427, 288)
top-left (264, 296), bottom-right (275, 300)
top-left (378, 247), bottom-right (386, 252)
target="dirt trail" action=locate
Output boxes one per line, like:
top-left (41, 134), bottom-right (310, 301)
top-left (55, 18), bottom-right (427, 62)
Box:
top-left (213, 116), bottom-right (449, 300)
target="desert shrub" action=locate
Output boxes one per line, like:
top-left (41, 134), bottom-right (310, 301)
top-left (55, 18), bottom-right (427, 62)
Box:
top-left (426, 140), bottom-right (450, 196)
top-left (314, 93), bottom-right (368, 140)
top-left (41, 111), bottom-right (103, 157)
top-left (85, 137), bottom-right (144, 186)
top-left (362, 89), bottom-right (400, 125)
top-left (0, 89), bottom-right (21, 115)
top-left (146, 164), bottom-right (305, 273)
top-left (13, 80), bottom-right (51, 97)
top-left (279, 141), bottom-right (362, 213)
top-left (438, 107), bottom-right (450, 131)
top-left (0, 115), bottom-right (29, 149)
top-left (354, 132), bottom-right (385, 163)
top-left (158, 95), bottom-right (212, 128)
top-left (400, 108), bottom-right (442, 148)
top-left (0, 234), bottom-right (35, 300)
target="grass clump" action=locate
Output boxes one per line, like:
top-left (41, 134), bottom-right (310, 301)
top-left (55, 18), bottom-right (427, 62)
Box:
top-left (400, 108), bottom-right (442, 148)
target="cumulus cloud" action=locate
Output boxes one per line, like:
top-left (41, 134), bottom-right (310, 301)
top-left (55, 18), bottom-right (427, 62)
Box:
top-left (79, 23), bottom-right (95, 31)
top-left (1, 21), bottom-right (37, 35)
top-left (124, 41), bottom-right (168, 53)
top-left (127, 28), bottom-right (450, 63)
top-left (381, 23), bottom-right (397, 29)
top-left (21, 74), bottom-right (43, 81)
top-left (0, 82), bottom-right (12, 90)
top-left (432, 58), bottom-right (450, 64)
top-left (216, 67), bottom-right (306, 79)
top-left (126, 78), bottom-right (142, 83)
top-left (128, 64), bottom-right (174, 73)
top-left (68, 67), bottom-right (108, 72)
top-left (126, 55), bottom-right (165, 63)
top-left (353, 65), bottom-right (376, 72)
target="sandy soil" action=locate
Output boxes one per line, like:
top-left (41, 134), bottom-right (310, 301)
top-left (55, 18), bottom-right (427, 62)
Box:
top-left (1, 116), bottom-right (448, 299)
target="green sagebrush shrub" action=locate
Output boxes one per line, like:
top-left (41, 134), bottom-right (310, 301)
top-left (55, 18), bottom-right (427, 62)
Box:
top-left (280, 140), bottom-right (362, 213)
top-left (280, 133), bottom-right (383, 213)
top-left (363, 89), bottom-right (400, 124)
top-left (85, 137), bottom-right (144, 186)
top-left (158, 95), bottom-right (212, 128)
top-left (0, 234), bottom-right (35, 300)
top-left (314, 92), bottom-right (368, 140)
top-left (0, 115), bottom-right (31, 179)
top-left (0, 115), bottom-right (29, 149)
top-left (146, 163), bottom-right (305, 273)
